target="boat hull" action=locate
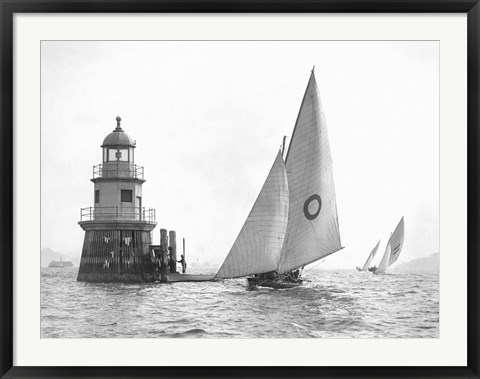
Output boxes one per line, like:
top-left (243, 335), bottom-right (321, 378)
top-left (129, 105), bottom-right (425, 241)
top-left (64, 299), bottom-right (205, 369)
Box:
top-left (247, 277), bottom-right (302, 289)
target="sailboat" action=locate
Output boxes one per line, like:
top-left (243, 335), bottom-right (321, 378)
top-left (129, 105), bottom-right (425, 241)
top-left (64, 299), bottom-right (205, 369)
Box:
top-left (370, 217), bottom-right (405, 274)
top-left (356, 241), bottom-right (380, 271)
top-left (215, 69), bottom-right (343, 288)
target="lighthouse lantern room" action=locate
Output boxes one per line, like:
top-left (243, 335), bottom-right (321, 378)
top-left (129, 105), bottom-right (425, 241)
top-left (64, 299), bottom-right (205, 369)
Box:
top-left (78, 117), bottom-right (157, 282)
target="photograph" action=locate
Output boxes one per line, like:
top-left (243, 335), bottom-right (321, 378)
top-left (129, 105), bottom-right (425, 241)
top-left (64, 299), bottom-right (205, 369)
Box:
top-left (40, 40), bottom-right (439, 339)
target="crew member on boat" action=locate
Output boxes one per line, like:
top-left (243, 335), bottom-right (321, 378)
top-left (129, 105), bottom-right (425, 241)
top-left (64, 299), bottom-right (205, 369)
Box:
top-left (254, 271), bottom-right (278, 281)
top-left (282, 270), bottom-right (301, 283)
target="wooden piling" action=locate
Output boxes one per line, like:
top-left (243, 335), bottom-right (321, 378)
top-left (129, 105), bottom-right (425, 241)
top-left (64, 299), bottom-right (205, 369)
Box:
top-left (160, 229), bottom-right (168, 251)
top-left (159, 228), bottom-right (169, 277)
top-left (169, 231), bottom-right (177, 264)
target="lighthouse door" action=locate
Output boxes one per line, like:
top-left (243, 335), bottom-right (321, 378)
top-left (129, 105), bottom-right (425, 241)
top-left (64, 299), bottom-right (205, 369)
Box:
top-left (136, 196), bottom-right (142, 220)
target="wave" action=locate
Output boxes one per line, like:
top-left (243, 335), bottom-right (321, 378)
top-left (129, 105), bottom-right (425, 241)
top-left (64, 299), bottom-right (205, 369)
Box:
top-left (40, 269), bottom-right (439, 338)
top-left (169, 328), bottom-right (209, 338)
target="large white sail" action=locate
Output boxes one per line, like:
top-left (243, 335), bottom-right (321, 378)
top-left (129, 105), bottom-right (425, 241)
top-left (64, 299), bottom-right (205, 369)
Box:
top-left (387, 217), bottom-right (405, 266)
top-left (361, 241), bottom-right (380, 271)
top-left (277, 71), bottom-right (342, 274)
top-left (374, 241), bottom-right (391, 274)
top-left (215, 151), bottom-right (289, 278)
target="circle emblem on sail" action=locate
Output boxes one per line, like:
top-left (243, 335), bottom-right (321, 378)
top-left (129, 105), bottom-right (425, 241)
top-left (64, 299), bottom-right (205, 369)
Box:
top-left (303, 194), bottom-right (322, 220)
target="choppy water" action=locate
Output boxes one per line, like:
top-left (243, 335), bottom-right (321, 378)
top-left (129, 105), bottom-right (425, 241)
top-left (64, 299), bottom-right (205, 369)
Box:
top-left (41, 268), bottom-right (438, 338)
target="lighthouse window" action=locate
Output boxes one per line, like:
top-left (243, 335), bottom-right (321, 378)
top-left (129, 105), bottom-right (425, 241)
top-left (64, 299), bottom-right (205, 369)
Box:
top-left (121, 190), bottom-right (133, 203)
top-left (118, 148), bottom-right (128, 162)
top-left (108, 148), bottom-right (117, 162)
top-left (95, 190), bottom-right (100, 203)
top-left (107, 148), bottom-right (129, 162)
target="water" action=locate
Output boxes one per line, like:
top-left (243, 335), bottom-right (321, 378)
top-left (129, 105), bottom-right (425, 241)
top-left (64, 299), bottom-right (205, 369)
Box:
top-left (41, 268), bottom-right (439, 338)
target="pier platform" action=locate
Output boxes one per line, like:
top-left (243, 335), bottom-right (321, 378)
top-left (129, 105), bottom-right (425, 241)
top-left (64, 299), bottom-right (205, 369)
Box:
top-left (167, 273), bottom-right (216, 283)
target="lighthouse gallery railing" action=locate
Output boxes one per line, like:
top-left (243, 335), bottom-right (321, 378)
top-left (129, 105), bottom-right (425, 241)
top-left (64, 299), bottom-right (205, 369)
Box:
top-left (80, 206), bottom-right (156, 223)
top-left (93, 163), bottom-right (144, 180)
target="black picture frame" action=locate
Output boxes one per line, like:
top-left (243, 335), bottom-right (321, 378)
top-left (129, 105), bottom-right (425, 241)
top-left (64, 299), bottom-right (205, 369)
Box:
top-left (1, 1), bottom-right (479, 378)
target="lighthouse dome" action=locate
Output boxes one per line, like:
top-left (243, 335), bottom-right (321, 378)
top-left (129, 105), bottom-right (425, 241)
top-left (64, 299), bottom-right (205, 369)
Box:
top-left (101, 117), bottom-right (136, 147)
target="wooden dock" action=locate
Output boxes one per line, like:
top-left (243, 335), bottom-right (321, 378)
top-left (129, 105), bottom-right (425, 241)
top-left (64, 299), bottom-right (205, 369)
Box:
top-left (167, 273), bottom-right (216, 283)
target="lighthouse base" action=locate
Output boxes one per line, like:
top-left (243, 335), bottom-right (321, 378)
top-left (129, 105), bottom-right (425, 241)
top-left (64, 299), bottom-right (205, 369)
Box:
top-left (77, 221), bottom-right (157, 283)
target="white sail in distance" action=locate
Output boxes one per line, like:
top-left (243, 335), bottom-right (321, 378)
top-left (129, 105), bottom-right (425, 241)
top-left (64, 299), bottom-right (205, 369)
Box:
top-left (374, 241), bottom-right (391, 274)
top-left (215, 151), bottom-right (289, 279)
top-left (361, 241), bottom-right (380, 271)
top-left (387, 217), bottom-right (405, 266)
top-left (277, 71), bottom-right (342, 274)
top-left (373, 217), bottom-right (405, 274)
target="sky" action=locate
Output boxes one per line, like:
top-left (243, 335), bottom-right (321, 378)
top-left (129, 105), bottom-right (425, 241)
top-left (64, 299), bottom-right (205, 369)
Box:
top-left (41, 41), bottom-right (439, 269)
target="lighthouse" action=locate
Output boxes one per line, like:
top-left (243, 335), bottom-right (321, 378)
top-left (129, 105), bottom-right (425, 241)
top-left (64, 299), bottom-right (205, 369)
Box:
top-left (77, 117), bottom-right (157, 282)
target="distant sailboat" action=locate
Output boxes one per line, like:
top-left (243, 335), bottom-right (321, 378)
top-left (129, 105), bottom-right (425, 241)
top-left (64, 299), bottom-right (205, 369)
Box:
top-left (356, 241), bottom-right (380, 271)
top-left (372, 240), bottom-right (391, 274)
top-left (216, 69), bottom-right (343, 288)
top-left (370, 217), bottom-right (405, 274)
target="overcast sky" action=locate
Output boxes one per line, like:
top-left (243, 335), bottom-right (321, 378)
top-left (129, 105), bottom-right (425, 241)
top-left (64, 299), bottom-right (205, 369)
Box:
top-left (41, 41), bottom-right (439, 269)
